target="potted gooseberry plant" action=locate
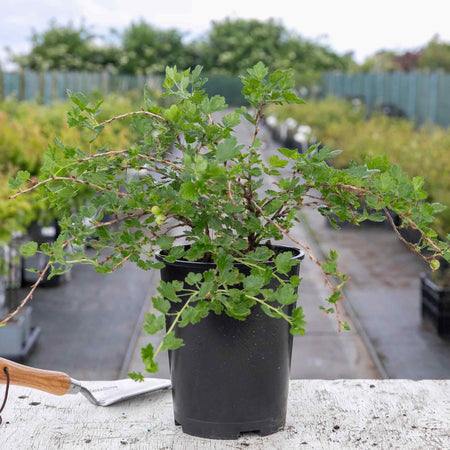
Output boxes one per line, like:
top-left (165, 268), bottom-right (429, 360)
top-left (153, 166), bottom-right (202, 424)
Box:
top-left (4, 63), bottom-right (449, 439)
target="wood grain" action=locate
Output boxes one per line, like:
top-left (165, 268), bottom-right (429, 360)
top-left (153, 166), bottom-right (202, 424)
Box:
top-left (0, 358), bottom-right (71, 396)
top-left (0, 380), bottom-right (449, 449)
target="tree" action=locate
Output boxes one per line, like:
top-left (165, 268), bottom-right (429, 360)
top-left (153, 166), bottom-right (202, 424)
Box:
top-left (393, 51), bottom-right (422, 72)
top-left (197, 18), bottom-right (353, 86)
top-left (357, 50), bottom-right (399, 73)
top-left (11, 20), bottom-right (121, 72)
top-left (120, 20), bottom-right (191, 74)
top-left (418, 35), bottom-right (450, 72)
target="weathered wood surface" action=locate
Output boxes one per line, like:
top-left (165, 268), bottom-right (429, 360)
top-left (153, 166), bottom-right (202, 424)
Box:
top-left (0, 380), bottom-right (449, 449)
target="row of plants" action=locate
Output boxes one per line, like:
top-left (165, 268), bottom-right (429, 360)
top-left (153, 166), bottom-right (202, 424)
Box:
top-left (268, 98), bottom-right (450, 238)
top-left (0, 90), bottom-right (163, 243)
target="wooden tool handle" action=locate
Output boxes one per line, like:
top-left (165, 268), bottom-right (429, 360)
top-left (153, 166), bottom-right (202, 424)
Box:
top-left (0, 358), bottom-right (71, 396)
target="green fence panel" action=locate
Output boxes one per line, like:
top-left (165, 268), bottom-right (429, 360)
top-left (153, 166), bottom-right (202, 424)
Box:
top-left (415, 74), bottom-right (429, 124)
top-left (199, 74), bottom-right (246, 106)
top-left (57, 72), bottom-right (66, 100)
top-left (24, 71), bottom-right (39, 101)
top-left (0, 70), bottom-right (248, 107)
top-left (3, 72), bottom-right (19, 99)
top-left (437, 73), bottom-right (450, 127)
top-left (322, 71), bottom-right (450, 127)
top-left (43, 72), bottom-right (53, 104)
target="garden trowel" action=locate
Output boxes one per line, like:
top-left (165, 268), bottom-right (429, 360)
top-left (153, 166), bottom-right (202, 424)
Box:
top-left (0, 357), bottom-right (171, 406)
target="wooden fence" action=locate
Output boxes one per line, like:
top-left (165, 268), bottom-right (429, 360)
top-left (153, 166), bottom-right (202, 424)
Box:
top-left (322, 71), bottom-right (450, 127)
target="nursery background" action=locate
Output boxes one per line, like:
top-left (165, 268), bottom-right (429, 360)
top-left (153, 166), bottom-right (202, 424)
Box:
top-left (1, 1), bottom-right (450, 381)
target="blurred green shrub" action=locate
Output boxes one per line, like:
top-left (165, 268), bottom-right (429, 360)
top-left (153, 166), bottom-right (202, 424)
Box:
top-left (269, 98), bottom-right (450, 236)
top-left (0, 90), bottom-right (160, 242)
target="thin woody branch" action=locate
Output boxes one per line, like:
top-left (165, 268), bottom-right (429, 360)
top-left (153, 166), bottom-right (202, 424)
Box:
top-left (227, 181), bottom-right (237, 206)
top-left (8, 176), bottom-right (128, 200)
top-left (99, 110), bottom-right (167, 127)
top-left (0, 208), bottom-right (188, 326)
top-left (77, 150), bottom-right (185, 172)
top-left (382, 207), bottom-right (417, 253)
top-left (336, 183), bottom-right (444, 259)
top-left (0, 261), bottom-right (52, 326)
top-left (250, 198), bottom-right (344, 329)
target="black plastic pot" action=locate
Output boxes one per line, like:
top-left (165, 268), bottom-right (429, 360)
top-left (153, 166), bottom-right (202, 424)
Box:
top-left (156, 245), bottom-right (303, 439)
top-left (421, 273), bottom-right (450, 337)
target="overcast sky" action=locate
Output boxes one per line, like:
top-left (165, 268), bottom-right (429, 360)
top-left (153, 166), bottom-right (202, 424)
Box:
top-left (1, 0), bottom-right (449, 69)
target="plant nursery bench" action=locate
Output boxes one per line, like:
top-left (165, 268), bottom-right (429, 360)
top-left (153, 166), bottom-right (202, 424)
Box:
top-left (0, 379), bottom-right (448, 449)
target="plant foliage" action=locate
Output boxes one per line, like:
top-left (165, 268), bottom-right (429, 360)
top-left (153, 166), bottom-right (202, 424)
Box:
top-left (5, 63), bottom-right (449, 376)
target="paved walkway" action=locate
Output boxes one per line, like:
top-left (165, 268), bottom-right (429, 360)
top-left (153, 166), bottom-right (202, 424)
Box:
top-left (21, 259), bottom-right (152, 380)
top-left (303, 207), bottom-right (450, 379)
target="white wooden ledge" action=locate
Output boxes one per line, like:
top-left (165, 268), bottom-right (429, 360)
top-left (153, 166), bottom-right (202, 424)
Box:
top-left (0, 380), bottom-right (449, 449)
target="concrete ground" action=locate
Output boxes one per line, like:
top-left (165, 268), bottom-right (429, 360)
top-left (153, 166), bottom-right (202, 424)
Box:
top-left (303, 207), bottom-right (450, 379)
top-left (20, 259), bottom-right (152, 380)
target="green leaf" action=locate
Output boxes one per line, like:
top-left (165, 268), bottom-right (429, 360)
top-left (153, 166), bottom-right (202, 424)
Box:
top-left (161, 331), bottom-right (184, 351)
top-left (282, 91), bottom-right (304, 104)
top-left (311, 147), bottom-right (342, 162)
top-left (275, 251), bottom-right (295, 274)
top-left (327, 289), bottom-right (342, 304)
top-left (200, 95), bottom-right (227, 114)
top-left (269, 155), bottom-right (289, 168)
top-left (276, 284), bottom-right (298, 305)
top-left (216, 136), bottom-right (244, 163)
top-left (180, 181), bottom-right (199, 201)
top-left (156, 236), bottom-right (175, 250)
top-left (264, 199), bottom-right (283, 215)
top-left (68, 91), bottom-right (88, 110)
top-left (157, 281), bottom-right (181, 302)
top-left (185, 272), bottom-right (202, 285)
top-left (151, 296), bottom-right (171, 314)
top-left (261, 303), bottom-right (283, 319)
top-left (163, 104), bottom-right (181, 122)
top-left (290, 306), bottom-right (306, 336)
top-left (179, 305), bottom-right (209, 327)
top-left (222, 112), bottom-right (241, 127)
top-left (243, 275), bottom-right (265, 293)
top-left (278, 148), bottom-right (299, 160)
top-left (216, 248), bottom-right (233, 273)
top-left (254, 246), bottom-right (275, 261)
top-left (247, 61), bottom-right (269, 80)
top-left (224, 293), bottom-right (253, 320)
top-left (20, 241), bottom-right (38, 258)
top-left (141, 343), bottom-right (159, 373)
top-left (290, 275), bottom-right (302, 287)
top-left (128, 372), bottom-right (144, 382)
top-left (165, 246), bottom-right (185, 263)
top-left (197, 280), bottom-right (215, 299)
top-left (195, 155), bottom-right (208, 174)
top-left (9, 170), bottom-right (30, 190)
top-left (342, 321), bottom-right (351, 331)
top-left (142, 313), bottom-right (165, 335)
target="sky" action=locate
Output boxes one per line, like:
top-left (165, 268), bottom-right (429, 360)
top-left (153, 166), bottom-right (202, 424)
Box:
top-left (1, 0), bottom-right (450, 69)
